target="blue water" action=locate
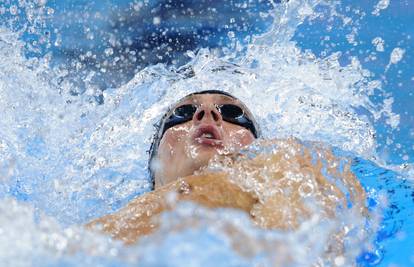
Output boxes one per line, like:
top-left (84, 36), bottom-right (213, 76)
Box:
top-left (297, 4), bottom-right (414, 263)
top-left (296, 3), bottom-right (414, 263)
top-left (0, 0), bottom-right (413, 266)
top-left (352, 157), bottom-right (414, 266)
top-left (25, 0), bottom-right (414, 165)
top-left (293, 0), bottom-right (414, 166)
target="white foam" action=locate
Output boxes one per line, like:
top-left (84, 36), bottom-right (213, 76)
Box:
top-left (0, 0), bottom-right (399, 265)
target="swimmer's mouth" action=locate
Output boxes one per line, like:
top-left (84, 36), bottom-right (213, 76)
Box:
top-left (193, 125), bottom-right (223, 147)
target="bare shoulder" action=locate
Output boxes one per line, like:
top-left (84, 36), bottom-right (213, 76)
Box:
top-left (86, 137), bottom-right (366, 244)
top-left (86, 171), bottom-right (257, 244)
top-left (221, 137), bottom-right (367, 229)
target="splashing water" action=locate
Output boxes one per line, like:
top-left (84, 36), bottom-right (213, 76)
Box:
top-left (385, 47), bottom-right (405, 72)
top-left (0, 0), bottom-right (412, 266)
top-left (372, 0), bottom-right (390, 17)
top-left (372, 37), bottom-right (385, 52)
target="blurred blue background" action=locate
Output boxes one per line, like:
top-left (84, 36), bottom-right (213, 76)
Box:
top-left (1, 0), bottom-right (412, 167)
top-left (293, 0), bottom-right (414, 167)
top-left (46, 0), bottom-right (414, 165)
top-left (0, 1), bottom-right (413, 266)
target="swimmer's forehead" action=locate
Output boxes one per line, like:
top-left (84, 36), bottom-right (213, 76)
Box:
top-left (173, 93), bottom-right (242, 107)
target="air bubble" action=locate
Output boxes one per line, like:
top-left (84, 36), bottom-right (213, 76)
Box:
top-left (298, 182), bottom-right (315, 197)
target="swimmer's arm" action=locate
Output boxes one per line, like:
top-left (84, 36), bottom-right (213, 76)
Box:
top-left (86, 173), bottom-right (257, 244)
top-left (86, 182), bottom-right (176, 244)
top-left (249, 138), bottom-right (367, 230)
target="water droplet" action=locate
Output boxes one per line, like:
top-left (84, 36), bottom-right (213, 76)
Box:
top-left (372, 37), bottom-right (385, 52)
top-left (104, 48), bottom-right (114, 57)
top-left (390, 47), bottom-right (405, 65)
top-left (9, 5), bottom-right (18, 15)
top-left (153, 17), bottom-right (161, 25)
top-left (372, 0), bottom-right (390, 16)
top-left (334, 256), bottom-right (345, 266)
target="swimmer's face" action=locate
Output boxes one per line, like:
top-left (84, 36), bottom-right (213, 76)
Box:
top-left (153, 94), bottom-right (256, 187)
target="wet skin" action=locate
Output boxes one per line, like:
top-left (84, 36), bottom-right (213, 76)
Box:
top-left (87, 94), bottom-right (367, 257)
top-left (153, 94), bottom-right (255, 187)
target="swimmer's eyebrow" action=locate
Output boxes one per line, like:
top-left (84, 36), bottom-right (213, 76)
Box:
top-left (216, 94), bottom-right (236, 102)
top-left (174, 94), bottom-right (237, 107)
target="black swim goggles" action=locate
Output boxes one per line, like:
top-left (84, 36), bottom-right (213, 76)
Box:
top-left (161, 103), bottom-right (258, 138)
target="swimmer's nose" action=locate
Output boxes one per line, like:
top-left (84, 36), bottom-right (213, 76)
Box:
top-left (193, 105), bottom-right (222, 125)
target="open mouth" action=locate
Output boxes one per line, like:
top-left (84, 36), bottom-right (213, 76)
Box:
top-left (193, 125), bottom-right (223, 147)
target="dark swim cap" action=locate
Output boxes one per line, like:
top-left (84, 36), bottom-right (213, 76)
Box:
top-left (147, 90), bottom-right (260, 189)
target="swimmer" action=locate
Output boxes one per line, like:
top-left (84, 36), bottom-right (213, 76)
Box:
top-left (87, 90), bottom-right (367, 247)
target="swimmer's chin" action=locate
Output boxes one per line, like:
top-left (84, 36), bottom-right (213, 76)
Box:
top-left (193, 139), bottom-right (242, 154)
top-left (193, 137), bottom-right (224, 150)
top-left (188, 143), bottom-right (242, 172)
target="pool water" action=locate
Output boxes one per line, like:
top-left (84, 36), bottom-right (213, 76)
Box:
top-left (0, 0), bottom-right (413, 266)
top-left (352, 158), bottom-right (414, 266)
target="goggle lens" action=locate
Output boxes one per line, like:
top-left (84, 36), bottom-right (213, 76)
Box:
top-left (173, 104), bottom-right (197, 118)
top-left (162, 104), bottom-right (257, 138)
top-left (218, 104), bottom-right (244, 119)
